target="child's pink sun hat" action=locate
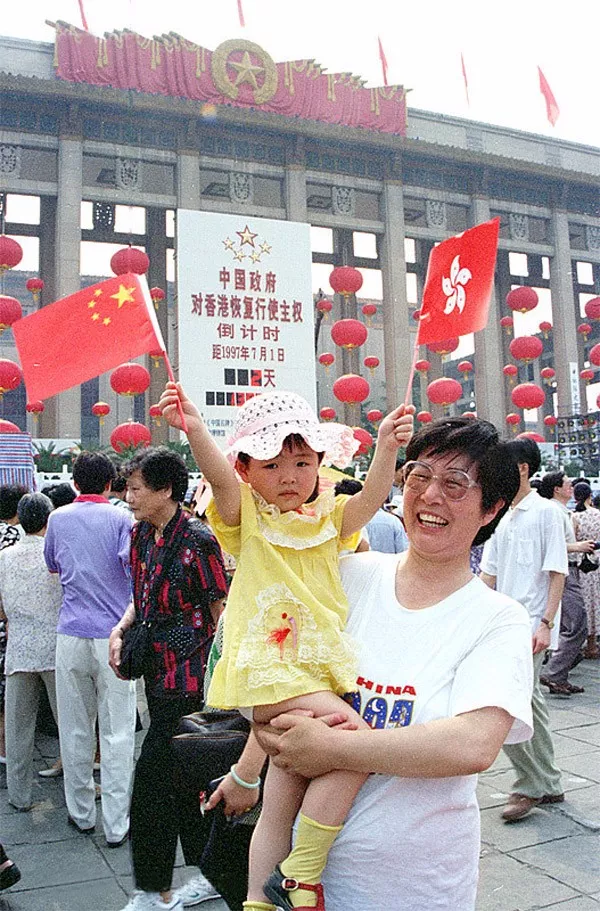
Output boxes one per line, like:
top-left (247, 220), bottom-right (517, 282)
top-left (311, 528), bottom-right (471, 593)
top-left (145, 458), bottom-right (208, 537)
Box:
top-left (224, 391), bottom-right (359, 468)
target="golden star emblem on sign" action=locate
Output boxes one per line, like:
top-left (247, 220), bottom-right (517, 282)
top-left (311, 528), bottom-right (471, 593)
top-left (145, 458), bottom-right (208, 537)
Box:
top-left (212, 39), bottom-right (278, 104)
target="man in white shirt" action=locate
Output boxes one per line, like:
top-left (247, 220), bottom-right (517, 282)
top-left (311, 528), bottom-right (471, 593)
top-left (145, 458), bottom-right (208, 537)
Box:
top-left (537, 472), bottom-right (590, 694)
top-left (481, 439), bottom-right (566, 822)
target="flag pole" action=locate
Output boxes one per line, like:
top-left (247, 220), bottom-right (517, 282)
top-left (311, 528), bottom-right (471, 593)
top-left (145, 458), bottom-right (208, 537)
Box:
top-left (162, 352), bottom-right (189, 434)
top-left (403, 324), bottom-right (422, 406)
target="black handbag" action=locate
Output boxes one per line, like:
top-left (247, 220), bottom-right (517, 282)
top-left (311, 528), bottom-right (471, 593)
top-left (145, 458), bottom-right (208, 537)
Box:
top-left (172, 710), bottom-right (251, 789)
top-left (579, 553), bottom-right (599, 573)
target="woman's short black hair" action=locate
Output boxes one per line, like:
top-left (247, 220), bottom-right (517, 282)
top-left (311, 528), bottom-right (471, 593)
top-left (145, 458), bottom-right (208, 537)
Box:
top-left (405, 416), bottom-right (520, 546)
top-left (42, 483), bottom-right (77, 508)
top-left (0, 484), bottom-right (29, 521)
top-left (72, 452), bottom-right (116, 494)
top-left (124, 447), bottom-right (189, 503)
top-left (573, 481), bottom-right (592, 511)
top-left (17, 493), bottom-right (53, 534)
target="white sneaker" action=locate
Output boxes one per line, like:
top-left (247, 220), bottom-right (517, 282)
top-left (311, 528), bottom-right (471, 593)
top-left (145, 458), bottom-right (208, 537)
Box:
top-left (174, 873), bottom-right (220, 907)
top-left (120, 892), bottom-right (183, 911)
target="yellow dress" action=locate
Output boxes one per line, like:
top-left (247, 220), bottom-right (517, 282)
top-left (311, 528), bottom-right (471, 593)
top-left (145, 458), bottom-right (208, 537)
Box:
top-left (206, 483), bottom-right (360, 709)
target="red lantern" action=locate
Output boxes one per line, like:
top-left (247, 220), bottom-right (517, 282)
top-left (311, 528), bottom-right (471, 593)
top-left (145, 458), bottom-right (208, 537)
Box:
top-left (110, 363), bottom-right (151, 396)
top-left (110, 422), bottom-right (152, 452)
top-left (517, 432), bottom-right (545, 443)
top-left (509, 336), bottom-right (543, 363)
top-left (0, 236), bottom-right (23, 273)
top-left (26, 401), bottom-right (44, 420)
top-left (25, 278), bottom-right (44, 304)
top-left (426, 377), bottom-right (462, 406)
top-left (318, 352), bottom-right (335, 372)
top-left (580, 368), bottom-right (595, 384)
top-left (0, 360), bottom-right (22, 399)
top-left (319, 407), bottom-right (337, 421)
top-left (506, 413), bottom-right (521, 431)
top-left (539, 321), bottom-right (553, 338)
top-left (361, 303), bottom-right (377, 326)
top-left (578, 323), bottom-right (592, 341)
top-left (540, 366), bottom-right (555, 384)
top-left (92, 401), bottom-right (111, 425)
top-left (331, 319), bottom-right (368, 350)
top-left (316, 298), bottom-right (333, 320)
top-left (457, 360), bottom-right (473, 376)
top-left (427, 338), bottom-right (459, 356)
top-left (329, 266), bottom-right (363, 299)
top-left (150, 287), bottom-right (166, 311)
top-left (544, 415), bottom-right (558, 428)
top-left (506, 287), bottom-right (538, 313)
top-left (417, 410), bottom-right (433, 423)
top-left (0, 419), bottom-right (21, 433)
top-left (110, 246), bottom-right (150, 276)
top-left (500, 316), bottom-right (514, 336)
top-left (333, 374), bottom-right (370, 404)
top-left (511, 383), bottom-right (545, 410)
top-left (503, 364), bottom-right (518, 385)
top-left (149, 404), bottom-right (162, 425)
top-left (0, 296), bottom-right (23, 333)
top-left (149, 348), bottom-right (164, 368)
top-left (353, 427), bottom-right (374, 455)
top-left (366, 408), bottom-right (383, 425)
top-left (590, 344), bottom-right (600, 367)
top-left (363, 356), bottom-right (380, 375)
top-left (415, 359), bottom-right (431, 374)
top-left (585, 297), bottom-right (600, 321)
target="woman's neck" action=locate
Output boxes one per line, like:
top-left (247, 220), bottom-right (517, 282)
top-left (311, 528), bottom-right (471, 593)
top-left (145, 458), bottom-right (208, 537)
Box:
top-left (395, 548), bottom-right (473, 611)
top-left (152, 502), bottom-right (178, 538)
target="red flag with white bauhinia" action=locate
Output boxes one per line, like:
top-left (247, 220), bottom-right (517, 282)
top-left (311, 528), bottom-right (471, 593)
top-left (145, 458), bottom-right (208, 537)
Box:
top-left (417, 218), bottom-right (500, 345)
top-left (13, 273), bottom-right (166, 402)
top-left (538, 66), bottom-right (559, 127)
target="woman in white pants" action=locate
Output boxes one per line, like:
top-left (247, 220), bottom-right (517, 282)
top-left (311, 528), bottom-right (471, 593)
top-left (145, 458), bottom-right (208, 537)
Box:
top-left (0, 493), bottom-right (62, 810)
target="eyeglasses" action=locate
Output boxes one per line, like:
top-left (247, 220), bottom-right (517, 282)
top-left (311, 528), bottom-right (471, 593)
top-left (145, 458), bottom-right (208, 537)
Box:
top-left (402, 460), bottom-right (480, 501)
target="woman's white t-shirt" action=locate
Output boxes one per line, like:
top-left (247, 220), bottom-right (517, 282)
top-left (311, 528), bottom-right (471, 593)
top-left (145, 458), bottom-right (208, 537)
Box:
top-left (320, 552), bottom-right (534, 911)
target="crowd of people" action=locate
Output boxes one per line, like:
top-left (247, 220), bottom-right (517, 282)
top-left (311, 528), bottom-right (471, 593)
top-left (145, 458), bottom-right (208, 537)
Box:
top-left (0, 393), bottom-right (597, 910)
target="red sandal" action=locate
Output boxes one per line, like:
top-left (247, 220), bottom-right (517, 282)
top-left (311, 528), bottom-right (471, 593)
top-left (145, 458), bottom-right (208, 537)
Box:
top-left (264, 865), bottom-right (326, 911)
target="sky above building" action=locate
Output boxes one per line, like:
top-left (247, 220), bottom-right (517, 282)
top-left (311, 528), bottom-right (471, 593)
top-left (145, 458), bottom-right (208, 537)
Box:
top-left (3, 0), bottom-right (600, 148)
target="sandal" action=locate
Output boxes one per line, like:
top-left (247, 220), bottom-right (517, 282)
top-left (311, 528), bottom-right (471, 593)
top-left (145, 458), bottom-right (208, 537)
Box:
top-left (0, 861), bottom-right (21, 891)
top-left (264, 865), bottom-right (325, 911)
top-left (540, 676), bottom-right (575, 696)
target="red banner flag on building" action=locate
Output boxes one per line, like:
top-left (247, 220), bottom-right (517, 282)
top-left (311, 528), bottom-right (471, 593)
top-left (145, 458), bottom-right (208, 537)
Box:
top-left (417, 218), bottom-right (500, 344)
top-left (538, 66), bottom-right (559, 127)
top-left (13, 274), bottom-right (165, 402)
top-left (378, 36), bottom-right (389, 86)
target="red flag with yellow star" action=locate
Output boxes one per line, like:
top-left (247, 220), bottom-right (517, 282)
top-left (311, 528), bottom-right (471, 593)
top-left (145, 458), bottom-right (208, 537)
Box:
top-left (13, 273), bottom-right (165, 401)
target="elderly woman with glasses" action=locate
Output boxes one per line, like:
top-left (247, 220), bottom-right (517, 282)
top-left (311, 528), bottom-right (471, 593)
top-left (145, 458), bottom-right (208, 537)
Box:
top-left (250, 417), bottom-right (534, 911)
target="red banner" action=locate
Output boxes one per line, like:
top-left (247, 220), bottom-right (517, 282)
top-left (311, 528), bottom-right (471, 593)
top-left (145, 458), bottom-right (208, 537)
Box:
top-left (52, 23), bottom-right (407, 136)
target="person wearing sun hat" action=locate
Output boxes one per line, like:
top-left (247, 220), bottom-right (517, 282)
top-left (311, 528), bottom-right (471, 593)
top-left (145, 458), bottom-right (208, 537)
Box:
top-left (159, 382), bottom-right (414, 911)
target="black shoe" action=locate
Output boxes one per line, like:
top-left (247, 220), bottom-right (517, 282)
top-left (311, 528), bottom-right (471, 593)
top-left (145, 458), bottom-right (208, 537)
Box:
top-left (67, 815), bottom-right (95, 834)
top-left (263, 864), bottom-right (325, 911)
top-left (0, 862), bottom-right (21, 891)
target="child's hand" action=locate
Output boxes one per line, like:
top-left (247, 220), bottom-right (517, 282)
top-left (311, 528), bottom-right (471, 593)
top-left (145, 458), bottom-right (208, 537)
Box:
top-left (158, 382), bottom-right (203, 434)
top-left (377, 404), bottom-right (415, 451)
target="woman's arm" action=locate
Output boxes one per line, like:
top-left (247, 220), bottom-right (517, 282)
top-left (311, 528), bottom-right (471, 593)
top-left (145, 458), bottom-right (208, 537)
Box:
top-left (108, 602), bottom-right (136, 677)
top-left (204, 730), bottom-right (266, 816)
top-left (341, 404), bottom-right (414, 538)
top-left (159, 382), bottom-right (241, 526)
top-left (255, 705), bottom-right (513, 780)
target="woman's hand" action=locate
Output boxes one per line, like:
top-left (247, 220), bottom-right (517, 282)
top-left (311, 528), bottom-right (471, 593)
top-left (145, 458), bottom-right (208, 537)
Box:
top-left (254, 713), bottom-right (354, 778)
top-left (158, 382), bottom-right (203, 434)
top-left (203, 773), bottom-right (260, 818)
top-left (377, 403), bottom-right (415, 453)
top-left (108, 627), bottom-right (126, 679)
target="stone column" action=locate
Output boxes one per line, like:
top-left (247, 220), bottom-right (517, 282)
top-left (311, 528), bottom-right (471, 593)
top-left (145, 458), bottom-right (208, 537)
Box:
top-left (380, 158), bottom-right (411, 411)
top-left (550, 202), bottom-right (580, 416)
top-left (285, 137), bottom-right (307, 223)
top-left (146, 207), bottom-right (168, 443)
top-left (55, 130), bottom-right (83, 439)
top-left (471, 195), bottom-right (507, 430)
top-left (177, 146), bottom-right (201, 212)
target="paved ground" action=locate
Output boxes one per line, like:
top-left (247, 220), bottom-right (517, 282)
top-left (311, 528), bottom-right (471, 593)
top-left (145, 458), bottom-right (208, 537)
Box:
top-left (1, 659), bottom-right (599, 911)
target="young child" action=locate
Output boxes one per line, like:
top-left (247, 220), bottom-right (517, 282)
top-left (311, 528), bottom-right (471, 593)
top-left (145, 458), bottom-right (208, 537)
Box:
top-left (159, 383), bottom-right (413, 911)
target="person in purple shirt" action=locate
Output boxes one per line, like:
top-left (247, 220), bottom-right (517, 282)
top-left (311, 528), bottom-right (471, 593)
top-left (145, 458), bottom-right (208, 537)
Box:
top-left (44, 452), bottom-right (136, 847)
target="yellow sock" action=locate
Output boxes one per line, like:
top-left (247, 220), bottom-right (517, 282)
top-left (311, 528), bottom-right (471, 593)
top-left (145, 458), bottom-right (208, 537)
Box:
top-left (243, 903), bottom-right (275, 910)
top-left (279, 813), bottom-right (342, 908)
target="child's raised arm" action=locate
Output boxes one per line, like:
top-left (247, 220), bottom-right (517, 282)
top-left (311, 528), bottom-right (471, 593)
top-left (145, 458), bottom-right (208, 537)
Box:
top-left (158, 382), bottom-right (241, 526)
top-left (341, 403), bottom-right (414, 539)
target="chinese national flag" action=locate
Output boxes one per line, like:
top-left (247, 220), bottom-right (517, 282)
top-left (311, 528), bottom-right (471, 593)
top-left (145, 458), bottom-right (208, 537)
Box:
top-left (13, 274), bottom-right (165, 402)
top-left (538, 66), bottom-right (559, 127)
top-left (417, 218), bottom-right (500, 345)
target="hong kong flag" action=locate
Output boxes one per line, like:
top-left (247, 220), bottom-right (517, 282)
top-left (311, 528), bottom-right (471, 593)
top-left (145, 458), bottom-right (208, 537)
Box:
top-left (417, 218), bottom-right (500, 345)
top-left (13, 273), bottom-right (165, 401)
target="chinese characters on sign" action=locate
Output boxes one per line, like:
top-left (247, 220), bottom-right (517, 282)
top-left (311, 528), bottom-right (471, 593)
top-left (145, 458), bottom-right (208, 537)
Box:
top-left (178, 211), bottom-right (315, 443)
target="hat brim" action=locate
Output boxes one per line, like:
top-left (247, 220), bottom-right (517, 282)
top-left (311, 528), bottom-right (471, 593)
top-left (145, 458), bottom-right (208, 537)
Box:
top-left (224, 419), bottom-right (359, 469)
